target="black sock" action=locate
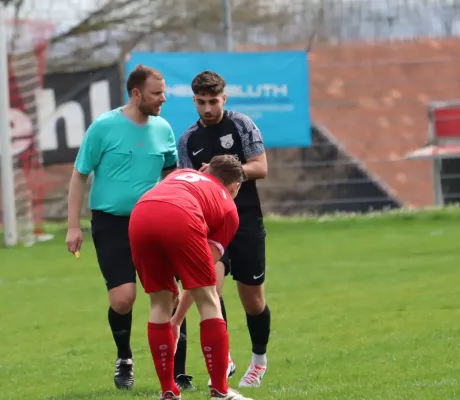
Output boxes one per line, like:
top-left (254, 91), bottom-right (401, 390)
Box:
top-left (246, 304), bottom-right (271, 355)
top-left (108, 307), bottom-right (133, 359)
top-left (220, 296), bottom-right (228, 328)
top-left (173, 310), bottom-right (187, 378)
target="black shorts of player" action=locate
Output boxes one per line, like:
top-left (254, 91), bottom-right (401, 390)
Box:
top-left (91, 210), bottom-right (136, 291)
top-left (225, 212), bottom-right (266, 286)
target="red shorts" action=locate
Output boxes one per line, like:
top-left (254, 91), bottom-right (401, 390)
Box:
top-left (128, 200), bottom-right (216, 294)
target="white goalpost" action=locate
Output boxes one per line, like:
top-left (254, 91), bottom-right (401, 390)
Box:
top-left (0, 2), bottom-right (17, 247)
top-left (0, 3), bottom-right (54, 247)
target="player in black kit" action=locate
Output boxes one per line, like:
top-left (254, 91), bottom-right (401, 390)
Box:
top-left (175, 71), bottom-right (270, 390)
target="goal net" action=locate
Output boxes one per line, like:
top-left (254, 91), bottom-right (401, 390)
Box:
top-left (0, 17), bottom-right (54, 246)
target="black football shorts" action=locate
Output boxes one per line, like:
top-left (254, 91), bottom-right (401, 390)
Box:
top-left (91, 210), bottom-right (136, 291)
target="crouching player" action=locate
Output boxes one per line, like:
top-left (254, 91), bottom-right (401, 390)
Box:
top-left (128, 155), bottom-right (254, 400)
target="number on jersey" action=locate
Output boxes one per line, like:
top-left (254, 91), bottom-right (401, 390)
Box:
top-left (174, 172), bottom-right (211, 183)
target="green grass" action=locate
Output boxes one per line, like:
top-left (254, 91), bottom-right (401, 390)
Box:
top-left (1, 209), bottom-right (460, 399)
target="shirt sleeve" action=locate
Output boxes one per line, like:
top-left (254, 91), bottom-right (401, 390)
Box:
top-left (163, 122), bottom-right (178, 171)
top-left (177, 130), bottom-right (195, 169)
top-left (208, 208), bottom-right (239, 256)
top-left (233, 112), bottom-right (265, 160)
top-left (74, 119), bottom-right (104, 174)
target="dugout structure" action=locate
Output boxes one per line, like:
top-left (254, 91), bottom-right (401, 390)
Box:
top-left (0, 6), bottom-right (54, 247)
top-left (406, 100), bottom-right (460, 206)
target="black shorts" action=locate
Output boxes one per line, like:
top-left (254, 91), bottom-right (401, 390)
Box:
top-left (226, 213), bottom-right (266, 286)
top-left (91, 210), bottom-right (136, 291)
top-left (220, 252), bottom-right (231, 276)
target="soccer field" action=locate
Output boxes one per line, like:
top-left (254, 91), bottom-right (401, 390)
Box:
top-left (1, 209), bottom-right (460, 400)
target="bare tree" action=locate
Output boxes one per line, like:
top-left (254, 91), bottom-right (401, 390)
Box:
top-left (5, 0), bottom-right (460, 73)
top-left (1, 0), bottom-right (25, 21)
top-left (44, 0), bottom-right (299, 72)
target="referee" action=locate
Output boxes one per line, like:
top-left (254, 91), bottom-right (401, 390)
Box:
top-left (177, 71), bottom-right (270, 389)
top-left (65, 65), bottom-right (178, 390)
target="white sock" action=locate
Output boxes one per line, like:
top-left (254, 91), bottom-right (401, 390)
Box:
top-left (228, 351), bottom-right (232, 362)
top-left (252, 353), bottom-right (267, 366)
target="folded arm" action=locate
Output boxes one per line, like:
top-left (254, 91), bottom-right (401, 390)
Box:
top-left (243, 152), bottom-right (267, 180)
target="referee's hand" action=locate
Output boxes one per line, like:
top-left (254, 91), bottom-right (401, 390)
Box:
top-left (66, 227), bottom-right (83, 254)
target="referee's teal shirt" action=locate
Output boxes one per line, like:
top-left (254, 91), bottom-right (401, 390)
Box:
top-left (74, 108), bottom-right (178, 216)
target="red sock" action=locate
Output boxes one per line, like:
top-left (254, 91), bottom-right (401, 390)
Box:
top-left (148, 322), bottom-right (180, 396)
top-left (200, 318), bottom-right (229, 394)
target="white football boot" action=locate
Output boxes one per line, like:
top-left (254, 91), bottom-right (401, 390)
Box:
top-left (238, 363), bottom-right (267, 388)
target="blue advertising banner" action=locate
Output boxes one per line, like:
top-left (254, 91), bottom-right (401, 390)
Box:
top-left (125, 51), bottom-right (311, 148)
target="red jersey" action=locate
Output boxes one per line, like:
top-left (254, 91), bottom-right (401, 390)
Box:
top-left (137, 169), bottom-right (239, 255)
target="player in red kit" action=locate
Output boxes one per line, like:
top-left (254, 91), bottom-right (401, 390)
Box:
top-left (128, 155), bottom-right (254, 400)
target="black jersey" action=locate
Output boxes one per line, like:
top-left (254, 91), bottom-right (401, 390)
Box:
top-left (177, 110), bottom-right (265, 216)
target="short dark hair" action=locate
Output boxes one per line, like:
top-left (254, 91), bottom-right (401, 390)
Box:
top-left (191, 71), bottom-right (226, 96)
top-left (126, 64), bottom-right (163, 97)
top-left (207, 155), bottom-right (246, 186)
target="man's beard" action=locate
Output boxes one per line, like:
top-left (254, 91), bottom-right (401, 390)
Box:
top-left (139, 102), bottom-right (158, 116)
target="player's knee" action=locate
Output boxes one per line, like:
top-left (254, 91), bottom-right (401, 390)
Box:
top-left (238, 283), bottom-right (265, 315)
top-left (149, 290), bottom-right (176, 320)
top-left (109, 284), bottom-right (136, 314)
top-left (191, 286), bottom-right (222, 320)
top-left (242, 296), bottom-right (265, 315)
top-left (110, 297), bottom-right (135, 314)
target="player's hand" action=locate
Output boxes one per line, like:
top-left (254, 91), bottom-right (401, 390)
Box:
top-left (199, 162), bottom-right (210, 173)
top-left (66, 227), bottom-right (83, 254)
